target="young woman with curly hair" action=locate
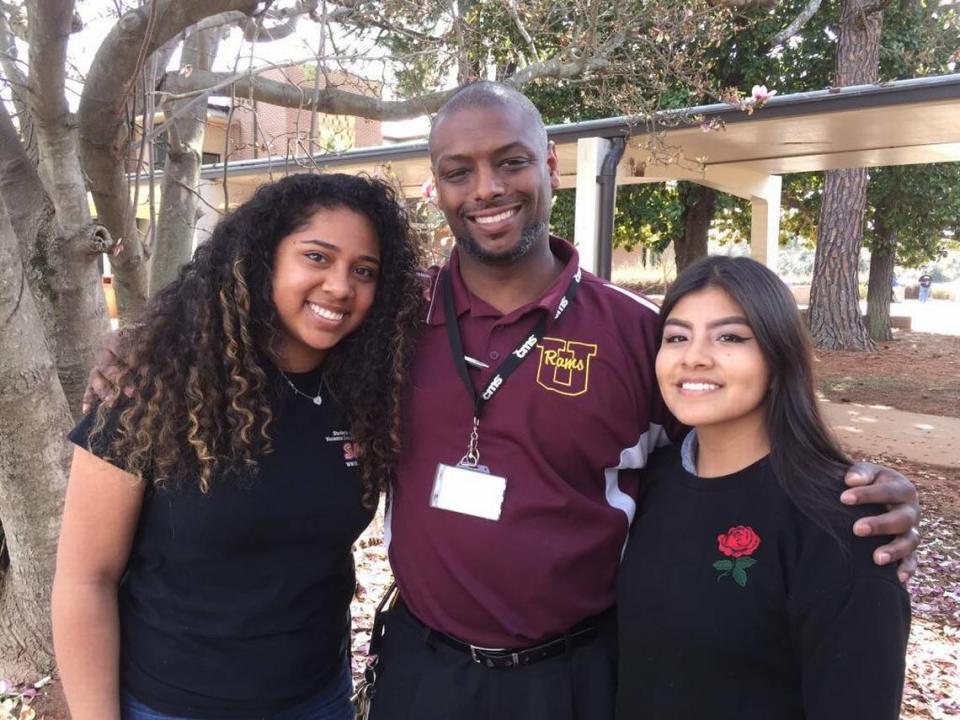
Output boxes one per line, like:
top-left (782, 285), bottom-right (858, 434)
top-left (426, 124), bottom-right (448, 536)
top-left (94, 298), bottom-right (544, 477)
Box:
top-left (52, 173), bottom-right (423, 720)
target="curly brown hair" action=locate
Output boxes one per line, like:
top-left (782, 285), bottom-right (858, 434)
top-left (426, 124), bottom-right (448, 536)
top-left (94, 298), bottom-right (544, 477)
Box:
top-left (91, 173), bottom-right (423, 508)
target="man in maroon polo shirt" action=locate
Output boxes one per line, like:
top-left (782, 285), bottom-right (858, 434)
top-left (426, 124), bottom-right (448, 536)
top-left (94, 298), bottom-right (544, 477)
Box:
top-left (367, 82), bottom-right (920, 720)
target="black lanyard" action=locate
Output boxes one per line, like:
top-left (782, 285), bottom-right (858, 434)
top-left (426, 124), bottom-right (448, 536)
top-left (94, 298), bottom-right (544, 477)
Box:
top-left (443, 265), bottom-right (581, 419)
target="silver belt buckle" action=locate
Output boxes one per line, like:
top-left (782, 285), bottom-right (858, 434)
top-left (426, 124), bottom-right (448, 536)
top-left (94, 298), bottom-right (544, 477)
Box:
top-left (469, 643), bottom-right (519, 667)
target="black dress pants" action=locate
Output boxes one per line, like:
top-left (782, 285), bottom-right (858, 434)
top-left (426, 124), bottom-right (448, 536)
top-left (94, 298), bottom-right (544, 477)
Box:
top-left (368, 602), bottom-right (618, 720)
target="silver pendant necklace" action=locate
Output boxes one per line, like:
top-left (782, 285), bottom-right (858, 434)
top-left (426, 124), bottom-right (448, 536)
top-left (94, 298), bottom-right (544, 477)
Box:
top-left (279, 369), bottom-right (323, 406)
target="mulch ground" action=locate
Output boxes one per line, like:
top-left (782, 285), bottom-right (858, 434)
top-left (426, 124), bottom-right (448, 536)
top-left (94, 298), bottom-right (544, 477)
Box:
top-left (814, 331), bottom-right (960, 418)
top-left (854, 455), bottom-right (960, 720)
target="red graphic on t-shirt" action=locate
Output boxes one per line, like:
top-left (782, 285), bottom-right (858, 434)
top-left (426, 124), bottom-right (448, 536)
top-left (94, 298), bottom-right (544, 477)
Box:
top-left (713, 526), bottom-right (760, 587)
top-left (343, 442), bottom-right (357, 461)
top-left (717, 526), bottom-right (761, 558)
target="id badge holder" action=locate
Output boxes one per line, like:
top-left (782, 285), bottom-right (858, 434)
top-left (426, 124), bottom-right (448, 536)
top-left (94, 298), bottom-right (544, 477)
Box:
top-left (430, 462), bottom-right (507, 521)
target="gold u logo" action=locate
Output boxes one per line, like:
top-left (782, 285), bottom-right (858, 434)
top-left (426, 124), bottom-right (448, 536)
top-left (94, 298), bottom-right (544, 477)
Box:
top-left (535, 337), bottom-right (598, 397)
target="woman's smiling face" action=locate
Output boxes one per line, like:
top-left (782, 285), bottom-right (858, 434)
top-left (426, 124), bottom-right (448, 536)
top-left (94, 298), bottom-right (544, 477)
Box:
top-left (271, 206), bottom-right (381, 372)
top-left (655, 286), bottom-right (770, 432)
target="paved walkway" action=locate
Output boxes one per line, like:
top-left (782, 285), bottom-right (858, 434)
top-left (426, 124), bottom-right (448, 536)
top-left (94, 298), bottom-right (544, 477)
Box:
top-left (821, 399), bottom-right (960, 467)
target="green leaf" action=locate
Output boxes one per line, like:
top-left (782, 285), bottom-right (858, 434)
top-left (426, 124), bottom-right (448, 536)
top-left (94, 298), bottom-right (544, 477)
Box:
top-left (733, 568), bottom-right (748, 587)
top-left (713, 559), bottom-right (734, 571)
top-left (735, 557), bottom-right (757, 570)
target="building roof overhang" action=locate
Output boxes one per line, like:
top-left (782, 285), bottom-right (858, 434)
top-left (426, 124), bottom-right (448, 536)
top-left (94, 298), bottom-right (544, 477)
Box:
top-left (196, 73), bottom-right (960, 199)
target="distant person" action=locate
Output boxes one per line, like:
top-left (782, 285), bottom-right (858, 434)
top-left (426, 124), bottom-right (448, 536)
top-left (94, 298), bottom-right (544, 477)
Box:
top-left (617, 256), bottom-right (910, 720)
top-left (918, 272), bottom-right (933, 303)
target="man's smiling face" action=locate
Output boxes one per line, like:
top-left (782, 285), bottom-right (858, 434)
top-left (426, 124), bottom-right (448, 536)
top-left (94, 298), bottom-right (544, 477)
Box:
top-left (430, 102), bottom-right (559, 265)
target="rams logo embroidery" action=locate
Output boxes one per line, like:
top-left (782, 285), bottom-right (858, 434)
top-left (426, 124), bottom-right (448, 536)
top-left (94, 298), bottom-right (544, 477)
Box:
top-left (535, 337), bottom-right (598, 397)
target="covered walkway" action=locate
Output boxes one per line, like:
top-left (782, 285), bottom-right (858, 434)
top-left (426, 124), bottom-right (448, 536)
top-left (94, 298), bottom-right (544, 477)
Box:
top-left (180, 74), bottom-right (960, 277)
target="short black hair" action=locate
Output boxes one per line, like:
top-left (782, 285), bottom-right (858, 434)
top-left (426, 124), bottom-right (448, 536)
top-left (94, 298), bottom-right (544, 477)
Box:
top-left (429, 81), bottom-right (548, 161)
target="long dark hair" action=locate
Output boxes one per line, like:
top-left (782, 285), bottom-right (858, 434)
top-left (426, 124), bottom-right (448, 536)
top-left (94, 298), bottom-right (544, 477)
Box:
top-left (92, 173), bottom-right (423, 508)
top-left (659, 255), bottom-right (853, 541)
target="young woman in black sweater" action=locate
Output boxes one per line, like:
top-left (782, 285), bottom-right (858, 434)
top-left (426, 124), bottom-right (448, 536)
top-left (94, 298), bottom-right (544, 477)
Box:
top-left (617, 256), bottom-right (910, 720)
top-left (52, 174), bottom-right (423, 720)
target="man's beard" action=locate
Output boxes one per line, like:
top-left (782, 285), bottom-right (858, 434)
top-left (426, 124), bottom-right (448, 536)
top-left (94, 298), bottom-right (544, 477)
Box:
top-left (455, 219), bottom-right (547, 265)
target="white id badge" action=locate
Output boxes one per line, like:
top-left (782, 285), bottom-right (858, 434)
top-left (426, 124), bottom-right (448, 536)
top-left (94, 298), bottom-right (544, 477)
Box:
top-left (430, 463), bottom-right (507, 521)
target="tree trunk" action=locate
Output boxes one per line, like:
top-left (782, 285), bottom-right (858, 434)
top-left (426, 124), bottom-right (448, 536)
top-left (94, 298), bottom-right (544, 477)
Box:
top-left (866, 236), bottom-right (895, 342)
top-left (8, 7), bottom-right (111, 414)
top-left (78, 0), bottom-right (259, 324)
top-left (674, 183), bottom-right (717, 272)
top-left (808, 0), bottom-right (886, 351)
top-left (808, 168), bottom-right (875, 349)
top-left (149, 26), bottom-right (221, 295)
top-left (0, 205), bottom-right (71, 683)
top-left (0, 13), bottom-right (39, 167)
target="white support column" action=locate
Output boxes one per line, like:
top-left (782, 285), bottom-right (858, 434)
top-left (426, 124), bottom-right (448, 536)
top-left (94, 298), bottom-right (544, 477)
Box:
top-left (750, 175), bottom-right (782, 270)
top-left (574, 137), bottom-right (610, 275)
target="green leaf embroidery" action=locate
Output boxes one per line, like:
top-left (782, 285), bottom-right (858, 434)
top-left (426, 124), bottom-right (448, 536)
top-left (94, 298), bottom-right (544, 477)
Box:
top-left (735, 557), bottom-right (757, 570)
top-left (713, 559), bottom-right (734, 571)
top-left (732, 567), bottom-right (748, 587)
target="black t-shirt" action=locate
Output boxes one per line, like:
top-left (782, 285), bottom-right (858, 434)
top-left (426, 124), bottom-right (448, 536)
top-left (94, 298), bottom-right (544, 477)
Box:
top-left (68, 366), bottom-right (375, 718)
top-left (616, 448), bottom-right (910, 720)
top-left (919, 274), bottom-right (933, 288)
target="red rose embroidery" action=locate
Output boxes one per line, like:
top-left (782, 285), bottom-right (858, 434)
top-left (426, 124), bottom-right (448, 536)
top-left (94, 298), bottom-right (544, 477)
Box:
top-left (713, 525), bottom-right (760, 587)
top-left (717, 525), bottom-right (761, 558)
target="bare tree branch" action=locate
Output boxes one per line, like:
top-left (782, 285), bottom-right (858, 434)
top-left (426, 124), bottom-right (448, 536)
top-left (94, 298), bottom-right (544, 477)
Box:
top-left (0, 10), bottom-right (37, 163)
top-left (169, 20), bottom-right (636, 125)
top-left (242, 0), bottom-right (315, 41)
top-left (505, 0), bottom-right (540, 63)
top-left (181, 66), bottom-right (456, 119)
top-left (77, 0), bottom-right (261, 321)
top-left (0, 99), bottom-right (46, 257)
top-left (771, 0), bottom-right (823, 45)
top-left (194, 10), bottom-right (250, 33)
top-left (150, 22), bottom-right (222, 294)
top-left (25, 0), bottom-right (93, 237)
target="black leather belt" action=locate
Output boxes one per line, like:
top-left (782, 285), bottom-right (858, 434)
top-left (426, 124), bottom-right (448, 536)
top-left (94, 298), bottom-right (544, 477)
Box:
top-left (399, 602), bottom-right (612, 670)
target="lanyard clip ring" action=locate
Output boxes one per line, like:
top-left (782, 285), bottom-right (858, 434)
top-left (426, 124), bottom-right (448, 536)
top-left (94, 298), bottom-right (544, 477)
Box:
top-left (459, 417), bottom-right (481, 467)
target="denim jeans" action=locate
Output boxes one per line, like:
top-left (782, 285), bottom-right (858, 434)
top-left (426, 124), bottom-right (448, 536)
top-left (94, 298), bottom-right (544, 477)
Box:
top-left (120, 655), bottom-right (354, 720)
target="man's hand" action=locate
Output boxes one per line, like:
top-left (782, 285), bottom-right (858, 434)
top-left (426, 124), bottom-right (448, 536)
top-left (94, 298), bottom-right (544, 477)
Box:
top-left (80, 331), bottom-right (128, 414)
top-left (841, 462), bottom-right (920, 584)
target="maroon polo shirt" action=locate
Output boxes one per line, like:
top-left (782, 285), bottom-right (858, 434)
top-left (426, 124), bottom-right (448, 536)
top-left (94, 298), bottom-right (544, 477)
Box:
top-left (387, 237), bottom-right (684, 648)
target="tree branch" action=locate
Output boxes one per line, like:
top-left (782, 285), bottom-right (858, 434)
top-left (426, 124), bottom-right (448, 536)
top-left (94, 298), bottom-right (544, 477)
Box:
top-left (0, 10), bottom-right (37, 163)
top-left (242, 0), bottom-right (318, 41)
top-left (505, 0), bottom-right (540, 63)
top-left (771, 0), bottom-right (823, 45)
top-left (194, 10), bottom-right (251, 33)
top-left (0, 100), bottom-right (46, 257)
top-left (176, 66), bottom-right (457, 120)
top-left (25, 0), bottom-right (71, 128)
top-left (77, 0), bottom-right (261, 320)
top-left (79, 0), bottom-right (260, 160)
